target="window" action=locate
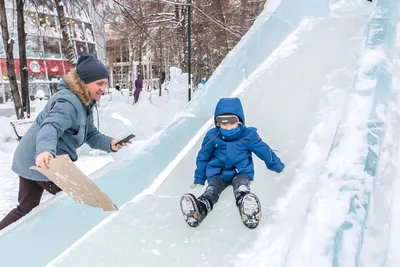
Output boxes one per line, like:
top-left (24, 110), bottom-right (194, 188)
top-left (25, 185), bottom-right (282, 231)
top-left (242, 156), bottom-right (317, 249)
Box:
top-left (72, 21), bottom-right (85, 41)
top-left (43, 37), bottom-right (61, 59)
top-left (84, 23), bottom-right (94, 43)
top-left (25, 12), bottom-right (39, 35)
top-left (61, 0), bottom-right (72, 17)
top-left (26, 36), bottom-right (43, 58)
top-left (75, 41), bottom-right (87, 55)
top-left (38, 13), bottom-right (59, 38)
top-left (121, 46), bottom-right (130, 62)
top-left (72, 1), bottom-right (90, 22)
top-left (29, 73), bottom-right (46, 83)
top-left (88, 43), bottom-right (97, 56)
top-left (6, 9), bottom-right (17, 34)
top-left (49, 82), bottom-right (59, 95)
top-left (35, 0), bottom-right (55, 15)
top-left (48, 74), bottom-right (62, 82)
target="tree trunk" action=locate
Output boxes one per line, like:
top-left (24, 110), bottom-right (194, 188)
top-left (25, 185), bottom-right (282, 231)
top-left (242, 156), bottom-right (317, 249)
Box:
top-left (178, 5), bottom-right (187, 70)
top-left (138, 34), bottom-right (143, 77)
top-left (54, 0), bottom-right (77, 66)
top-left (16, 0), bottom-right (30, 117)
top-left (0, 0), bottom-right (23, 119)
top-left (240, 0), bottom-right (249, 30)
top-left (212, 0), bottom-right (229, 60)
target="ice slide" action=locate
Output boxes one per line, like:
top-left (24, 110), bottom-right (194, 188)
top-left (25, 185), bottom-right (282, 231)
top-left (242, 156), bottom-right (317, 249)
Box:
top-left (0, 0), bottom-right (390, 266)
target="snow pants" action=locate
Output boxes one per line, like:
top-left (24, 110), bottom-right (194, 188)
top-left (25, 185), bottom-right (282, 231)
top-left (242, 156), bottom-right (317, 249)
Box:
top-left (134, 88), bottom-right (142, 103)
top-left (201, 173), bottom-right (251, 206)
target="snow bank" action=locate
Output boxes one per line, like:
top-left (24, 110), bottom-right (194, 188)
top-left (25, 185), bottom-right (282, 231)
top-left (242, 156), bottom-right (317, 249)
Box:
top-left (0, 117), bottom-right (15, 143)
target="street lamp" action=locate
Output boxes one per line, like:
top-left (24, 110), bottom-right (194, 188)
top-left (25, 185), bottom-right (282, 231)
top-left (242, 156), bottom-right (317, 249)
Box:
top-left (187, 0), bottom-right (192, 102)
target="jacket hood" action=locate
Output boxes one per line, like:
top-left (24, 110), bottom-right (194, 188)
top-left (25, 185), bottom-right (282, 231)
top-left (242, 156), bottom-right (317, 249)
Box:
top-left (59, 70), bottom-right (91, 106)
top-left (214, 97), bottom-right (245, 126)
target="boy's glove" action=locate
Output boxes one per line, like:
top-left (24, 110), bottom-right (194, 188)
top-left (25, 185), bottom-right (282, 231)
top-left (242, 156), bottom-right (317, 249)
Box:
top-left (281, 164), bottom-right (285, 172)
top-left (190, 183), bottom-right (204, 189)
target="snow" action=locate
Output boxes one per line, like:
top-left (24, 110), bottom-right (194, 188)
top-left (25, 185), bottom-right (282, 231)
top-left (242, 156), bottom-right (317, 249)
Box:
top-left (1, 0), bottom-right (399, 267)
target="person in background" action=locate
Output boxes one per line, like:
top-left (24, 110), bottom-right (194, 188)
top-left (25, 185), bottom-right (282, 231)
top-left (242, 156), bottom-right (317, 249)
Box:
top-left (160, 71), bottom-right (166, 92)
top-left (0, 53), bottom-right (131, 231)
top-left (134, 74), bottom-right (143, 103)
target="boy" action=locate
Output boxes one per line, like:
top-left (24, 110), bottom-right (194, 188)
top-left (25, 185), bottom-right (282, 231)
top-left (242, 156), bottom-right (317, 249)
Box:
top-left (180, 97), bottom-right (284, 229)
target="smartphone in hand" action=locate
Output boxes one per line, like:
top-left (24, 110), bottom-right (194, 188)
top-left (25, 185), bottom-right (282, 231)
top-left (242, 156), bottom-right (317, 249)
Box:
top-left (116, 134), bottom-right (135, 146)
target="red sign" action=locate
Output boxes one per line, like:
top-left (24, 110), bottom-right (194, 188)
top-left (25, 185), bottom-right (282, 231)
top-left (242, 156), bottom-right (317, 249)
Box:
top-left (0, 58), bottom-right (20, 75)
top-left (26, 59), bottom-right (45, 74)
top-left (63, 61), bottom-right (72, 73)
top-left (46, 60), bottom-right (64, 75)
top-left (1, 59), bottom-right (47, 75)
top-left (1, 58), bottom-right (72, 77)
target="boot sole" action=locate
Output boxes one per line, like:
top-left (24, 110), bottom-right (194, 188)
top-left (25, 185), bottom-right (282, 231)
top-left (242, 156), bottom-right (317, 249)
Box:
top-left (239, 193), bottom-right (261, 229)
top-left (180, 193), bottom-right (201, 228)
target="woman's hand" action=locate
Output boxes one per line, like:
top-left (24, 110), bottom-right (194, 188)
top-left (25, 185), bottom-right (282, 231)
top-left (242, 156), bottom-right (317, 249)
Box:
top-left (35, 152), bottom-right (54, 169)
top-left (111, 139), bottom-right (132, 152)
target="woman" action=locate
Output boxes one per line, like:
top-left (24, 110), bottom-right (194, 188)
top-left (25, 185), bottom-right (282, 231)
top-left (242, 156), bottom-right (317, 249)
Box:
top-left (134, 74), bottom-right (143, 103)
top-left (0, 53), bottom-right (130, 231)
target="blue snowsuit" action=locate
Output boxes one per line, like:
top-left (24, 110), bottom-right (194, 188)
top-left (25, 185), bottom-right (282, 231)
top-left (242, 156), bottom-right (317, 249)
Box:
top-left (194, 97), bottom-right (284, 186)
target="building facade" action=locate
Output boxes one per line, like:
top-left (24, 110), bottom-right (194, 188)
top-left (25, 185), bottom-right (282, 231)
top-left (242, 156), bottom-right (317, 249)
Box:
top-left (0, 0), bottom-right (105, 102)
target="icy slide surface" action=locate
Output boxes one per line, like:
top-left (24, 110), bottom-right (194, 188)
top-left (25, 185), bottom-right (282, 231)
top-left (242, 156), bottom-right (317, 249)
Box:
top-left (47, 16), bottom-right (368, 267)
top-left (0, 0), bottom-right (387, 266)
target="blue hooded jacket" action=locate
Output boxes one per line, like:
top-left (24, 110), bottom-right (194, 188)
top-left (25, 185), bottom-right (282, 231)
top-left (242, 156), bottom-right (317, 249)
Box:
top-left (194, 97), bottom-right (284, 185)
top-left (12, 75), bottom-right (114, 182)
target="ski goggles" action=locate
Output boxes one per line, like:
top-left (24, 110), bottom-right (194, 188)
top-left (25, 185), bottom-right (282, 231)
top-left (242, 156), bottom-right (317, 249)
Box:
top-left (215, 115), bottom-right (240, 126)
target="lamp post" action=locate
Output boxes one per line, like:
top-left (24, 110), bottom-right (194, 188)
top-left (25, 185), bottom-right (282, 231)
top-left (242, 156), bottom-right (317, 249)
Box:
top-left (187, 0), bottom-right (192, 102)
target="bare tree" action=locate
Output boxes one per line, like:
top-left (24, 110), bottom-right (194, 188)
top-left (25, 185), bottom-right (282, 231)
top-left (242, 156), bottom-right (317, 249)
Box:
top-left (16, 0), bottom-right (30, 117)
top-left (99, 0), bottom-right (266, 86)
top-left (211, 0), bottom-right (229, 56)
top-left (0, 0), bottom-right (23, 119)
top-left (54, 0), bottom-right (77, 66)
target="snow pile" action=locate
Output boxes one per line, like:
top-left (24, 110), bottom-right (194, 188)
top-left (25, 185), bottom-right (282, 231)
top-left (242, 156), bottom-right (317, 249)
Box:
top-left (31, 89), bottom-right (47, 115)
top-left (93, 67), bottom-right (190, 142)
top-left (0, 117), bottom-right (15, 144)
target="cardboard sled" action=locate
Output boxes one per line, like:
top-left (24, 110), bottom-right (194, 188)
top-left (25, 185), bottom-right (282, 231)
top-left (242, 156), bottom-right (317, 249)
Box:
top-left (31, 155), bottom-right (118, 211)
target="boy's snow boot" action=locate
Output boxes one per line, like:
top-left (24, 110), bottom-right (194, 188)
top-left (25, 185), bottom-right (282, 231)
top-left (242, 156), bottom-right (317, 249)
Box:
top-left (180, 193), bottom-right (212, 228)
top-left (236, 192), bottom-right (261, 229)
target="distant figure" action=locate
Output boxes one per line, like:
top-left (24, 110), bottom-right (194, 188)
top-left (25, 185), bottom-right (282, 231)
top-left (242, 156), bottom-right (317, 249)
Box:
top-left (115, 83), bottom-right (120, 91)
top-left (160, 71), bottom-right (166, 88)
top-left (134, 75), bottom-right (143, 103)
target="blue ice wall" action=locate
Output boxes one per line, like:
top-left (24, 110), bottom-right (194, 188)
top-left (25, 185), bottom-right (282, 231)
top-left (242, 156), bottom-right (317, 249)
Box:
top-left (328, 0), bottom-right (399, 266)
